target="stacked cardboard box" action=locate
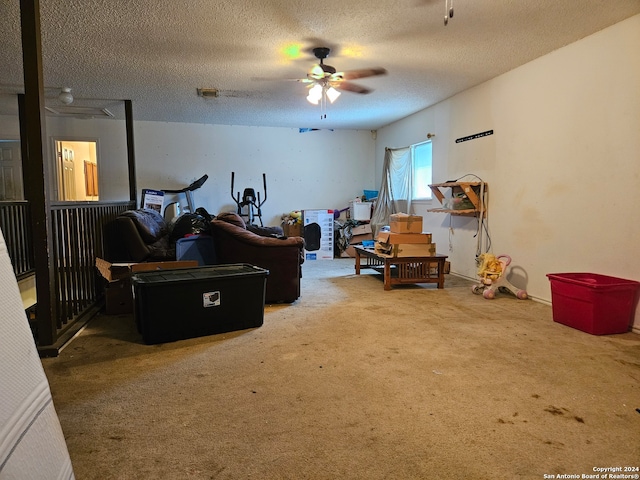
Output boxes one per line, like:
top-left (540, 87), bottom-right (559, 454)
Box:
top-left (389, 213), bottom-right (423, 234)
top-left (341, 223), bottom-right (373, 258)
top-left (96, 258), bottom-right (198, 314)
top-left (375, 214), bottom-right (437, 257)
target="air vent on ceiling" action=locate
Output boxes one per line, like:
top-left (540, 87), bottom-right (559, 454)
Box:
top-left (197, 88), bottom-right (219, 98)
top-left (45, 105), bottom-right (114, 118)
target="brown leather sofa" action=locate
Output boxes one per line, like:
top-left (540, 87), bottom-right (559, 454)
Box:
top-left (108, 209), bottom-right (305, 304)
top-left (210, 213), bottom-right (305, 304)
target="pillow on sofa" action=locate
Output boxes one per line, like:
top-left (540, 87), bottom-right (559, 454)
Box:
top-left (247, 224), bottom-right (284, 237)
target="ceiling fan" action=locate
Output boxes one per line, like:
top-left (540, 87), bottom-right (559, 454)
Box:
top-left (298, 47), bottom-right (387, 116)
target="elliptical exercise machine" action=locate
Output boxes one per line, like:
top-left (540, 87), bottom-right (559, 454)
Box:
top-left (230, 172), bottom-right (267, 226)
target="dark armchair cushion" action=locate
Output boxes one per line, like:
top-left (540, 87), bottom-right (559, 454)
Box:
top-left (216, 212), bottom-right (246, 229)
top-left (112, 209), bottom-right (175, 262)
top-left (119, 209), bottom-right (168, 244)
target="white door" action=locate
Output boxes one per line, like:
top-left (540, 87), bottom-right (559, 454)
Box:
top-left (0, 141), bottom-right (24, 201)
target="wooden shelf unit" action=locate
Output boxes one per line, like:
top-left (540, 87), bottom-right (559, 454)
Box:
top-left (428, 182), bottom-right (488, 217)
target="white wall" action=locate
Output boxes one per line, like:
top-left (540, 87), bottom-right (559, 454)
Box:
top-left (132, 123), bottom-right (375, 226)
top-left (376, 14), bottom-right (640, 329)
top-left (0, 116), bottom-right (376, 225)
top-left (0, 114), bottom-right (131, 202)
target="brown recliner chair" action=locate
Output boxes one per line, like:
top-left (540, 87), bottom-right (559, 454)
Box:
top-left (210, 213), bottom-right (305, 304)
top-left (112, 209), bottom-right (176, 262)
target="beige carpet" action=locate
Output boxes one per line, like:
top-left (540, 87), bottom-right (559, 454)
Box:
top-left (42, 258), bottom-right (640, 480)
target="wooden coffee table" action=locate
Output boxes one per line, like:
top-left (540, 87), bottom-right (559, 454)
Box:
top-left (353, 246), bottom-right (448, 290)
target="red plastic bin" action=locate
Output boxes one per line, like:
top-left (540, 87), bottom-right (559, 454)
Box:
top-left (546, 273), bottom-right (640, 335)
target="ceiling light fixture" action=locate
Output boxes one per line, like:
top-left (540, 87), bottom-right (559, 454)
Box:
top-left (306, 81), bottom-right (341, 119)
top-left (58, 87), bottom-right (73, 104)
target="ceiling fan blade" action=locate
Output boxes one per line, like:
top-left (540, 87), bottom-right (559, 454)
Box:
top-left (252, 76), bottom-right (309, 83)
top-left (335, 81), bottom-right (373, 95)
top-left (339, 67), bottom-right (387, 80)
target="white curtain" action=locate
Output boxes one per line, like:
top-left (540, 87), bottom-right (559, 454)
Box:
top-left (370, 146), bottom-right (413, 237)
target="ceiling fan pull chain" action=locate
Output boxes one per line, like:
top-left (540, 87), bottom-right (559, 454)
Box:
top-left (444, 0), bottom-right (448, 25)
top-left (444, 0), bottom-right (453, 25)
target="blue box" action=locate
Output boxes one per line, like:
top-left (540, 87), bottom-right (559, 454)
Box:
top-left (363, 190), bottom-right (378, 201)
top-left (176, 235), bottom-right (217, 265)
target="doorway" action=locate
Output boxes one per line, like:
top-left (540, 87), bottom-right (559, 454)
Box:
top-left (54, 139), bottom-right (99, 201)
top-left (0, 140), bottom-right (24, 201)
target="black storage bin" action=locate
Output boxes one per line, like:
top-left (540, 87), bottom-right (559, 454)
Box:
top-left (131, 264), bottom-right (269, 344)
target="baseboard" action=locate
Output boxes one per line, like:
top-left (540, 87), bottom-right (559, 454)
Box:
top-left (449, 272), bottom-right (638, 334)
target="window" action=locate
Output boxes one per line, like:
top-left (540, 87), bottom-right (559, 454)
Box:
top-left (411, 140), bottom-right (432, 200)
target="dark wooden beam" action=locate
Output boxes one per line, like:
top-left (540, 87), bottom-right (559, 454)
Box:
top-left (125, 100), bottom-right (137, 205)
top-left (19, 0), bottom-right (57, 347)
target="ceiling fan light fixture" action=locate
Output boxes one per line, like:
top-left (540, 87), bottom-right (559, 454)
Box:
top-left (306, 84), bottom-right (323, 105)
top-left (58, 87), bottom-right (73, 105)
top-left (326, 87), bottom-right (341, 103)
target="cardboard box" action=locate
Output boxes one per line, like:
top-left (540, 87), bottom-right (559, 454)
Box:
top-left (341, 247), bottom-right (354, 258)
top-left (352, 233), bottom-right (374, 244)
top-left (96, 258), bottom-right (198, 314)
top-left (341, 233), bottom-right (375, 258)
top-left (141, 189), bottom-right (164, 213)
top-left (96, 258), bottom-right (199, 282)
top-left (282, 222), bottom-right (303, 237)
top-left (389, 213), bottom-right (423, 234)
top-left (335, 223), bottom-right (373, 258)
top-left (105, 280), bottom-right (133, 315)
top-left (303, 210), bottom-right (334, 260)
top-left (375, 242), bottom-right (436, 257)
top-left (351, 223), bottom-right (372, 236)
top-left (376, 231), bottom-right (432, 244)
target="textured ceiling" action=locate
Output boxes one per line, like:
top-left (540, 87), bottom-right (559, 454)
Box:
top-left (1, 0), bottom-right (639, 130)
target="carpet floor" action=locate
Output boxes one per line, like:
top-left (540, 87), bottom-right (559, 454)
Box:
top-left (42, 258), bottom-right (640, 479)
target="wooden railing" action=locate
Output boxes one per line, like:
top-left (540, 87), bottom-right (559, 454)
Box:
top-left (50, 201), bottom-right (134, 333)
top-left (0, 201), bottom-right (34, 279)
top-left (1, 200), bottom-right (135, 354)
